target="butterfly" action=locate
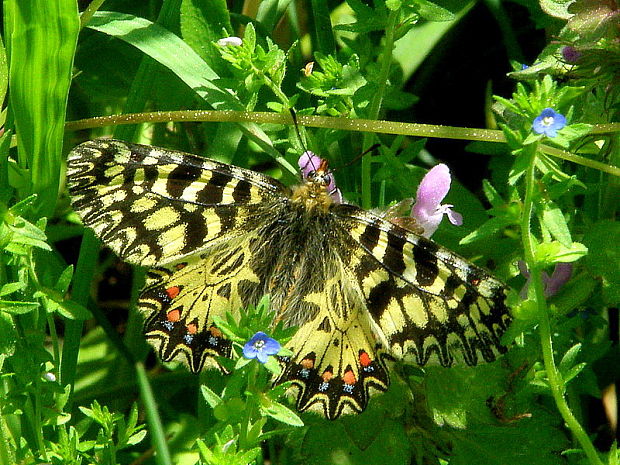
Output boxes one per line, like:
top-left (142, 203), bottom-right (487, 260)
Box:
top-left (67, 138), bottom-right (511, 419)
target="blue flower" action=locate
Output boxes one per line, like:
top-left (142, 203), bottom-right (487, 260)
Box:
top-left (411, 164), bottom-right (463, 238)
top-left (532, 108), bottom-right (567, 138)
top-left (242, 332), bottom-right (281, 364)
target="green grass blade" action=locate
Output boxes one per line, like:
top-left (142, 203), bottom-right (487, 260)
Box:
top-left (136, 362), bottom-right (172, 465)
top-left (5, 0), bottom-right (79, 217)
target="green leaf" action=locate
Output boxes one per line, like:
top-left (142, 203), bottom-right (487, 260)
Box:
top-left (558, 343), bottom-right (581, 374)
top-left (460, 216), bottom-right (513, 245)
top-left (180, 0), bottom-right (232, 65)
top-left (55, 300), bottom-right (92, 320)
top-left (0, 300), bottom-right (39, 314)
top-left (415, 0), bottom-right (456, 21)
top-left (540, 201), bottom-right (572, 247)
top-left (55, 265), bottom-right (74, 295)
top-left (539, 0), bottom-right (576, 20)
top-left (0, 313), bottom-right (17, 355)
top-left (534, 241), bottom-right (588, 266)
top-left (260, 400), bottom-right (304, 426)
top-left (563, 362), bottom-right (586, 384)
top-left (201, 385), bottom-right (223, 409)
top-left (5, 0), bottom-right (79, 216)
top-left (126, 429), bottom-right (148, 446)
top-left (583, 220), bottom-right (620, 305)
top-left (86, 11), bottom-right (295, 176)
top-left (0, 282), bottom-right (26, 297)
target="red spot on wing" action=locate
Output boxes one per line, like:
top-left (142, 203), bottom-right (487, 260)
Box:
top-left (322, 370), bottom-right (333, 382)
top-left (301, 358), bottom-right (314, 369)
top-left (186, 323), bottom-right (198, 334)
top-left (343, 370), bottom-right (356, 385)
top-left (209, 326), bottom-right (222, 338)
top-left (359, 351), bottom-right (372, 367)
top-left (166, 286), bottom-right (180, 299)
top-left (175, 262), bottom-right (187, 270)
top-left (166, 308), bottom-right (181, 322)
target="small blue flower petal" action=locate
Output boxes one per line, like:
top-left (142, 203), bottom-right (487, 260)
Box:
top-left (242, 331), bottom-right (281, 364)
top-left (532, 108), bottom-right (566, 138)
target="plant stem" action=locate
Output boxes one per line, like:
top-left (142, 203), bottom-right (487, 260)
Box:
top-left (361, 7), bottom-right (399, 209)
top-left (521, 144), bottom-right (604, 465)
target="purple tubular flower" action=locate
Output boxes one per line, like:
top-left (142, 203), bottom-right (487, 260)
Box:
top-left (411, 164), bottom-right (463, 238)
top-left (243, 331), bottom-right (281, 364)
top-left (298, 151), bottom-right (343, 204)
top-left (518, 262), bottom-right (573, 299)
top-left (532, 108), bottom-right (567, 138)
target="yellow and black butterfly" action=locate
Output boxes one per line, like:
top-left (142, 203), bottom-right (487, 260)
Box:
top-left (67, 139), bottom-right (511, 420)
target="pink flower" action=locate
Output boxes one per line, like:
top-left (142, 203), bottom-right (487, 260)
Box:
top-left (411, 164), bottom-right (463, 238)
top-left (298, 151), bottom-right (343, 204)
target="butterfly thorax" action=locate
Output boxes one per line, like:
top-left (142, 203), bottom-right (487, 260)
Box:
top-left (290, 181), bottom-right (333, 212)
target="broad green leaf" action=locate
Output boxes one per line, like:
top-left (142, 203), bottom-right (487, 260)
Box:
top-left (5, 0), bottom-right (79, 216)
top-left (180, 0), bottom-right (232, 70)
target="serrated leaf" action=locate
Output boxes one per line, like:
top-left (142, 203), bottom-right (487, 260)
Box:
top-left (541, 201), bottom-right (572, 247)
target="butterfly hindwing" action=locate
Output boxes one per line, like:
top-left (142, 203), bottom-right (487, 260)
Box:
top-left (138, 233), bottom-right (266, 372)
top-left (275, 271), bottom-right (391, 419)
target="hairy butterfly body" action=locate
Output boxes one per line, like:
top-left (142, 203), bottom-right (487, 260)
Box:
top-left (67, 139), bottom-right (511, 419)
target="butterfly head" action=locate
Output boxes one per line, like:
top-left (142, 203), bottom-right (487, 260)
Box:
top-left (296, 151), bottom-right (343, 207)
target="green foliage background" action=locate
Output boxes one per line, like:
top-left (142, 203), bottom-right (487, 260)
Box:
top-left (0, 0), bottom-right (618, 464)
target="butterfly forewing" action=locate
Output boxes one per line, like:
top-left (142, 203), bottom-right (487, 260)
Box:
top-left (67, 139), bottom-right (287, 267)
top-left (67, 138), bottom-right (512, 420)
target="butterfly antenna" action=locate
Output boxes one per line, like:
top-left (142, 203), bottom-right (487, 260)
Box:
top-left (331, 143), bottom-right (381, 173)
top-left (289, 109), bottom-right (319, 172)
